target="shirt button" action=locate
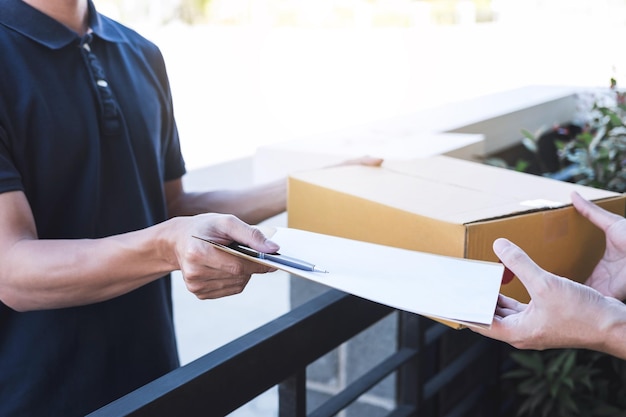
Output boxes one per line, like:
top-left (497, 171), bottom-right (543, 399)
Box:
top-left (96, 80), bottom-right (108, 88)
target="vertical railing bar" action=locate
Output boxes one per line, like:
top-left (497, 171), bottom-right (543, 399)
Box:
top-left (423, 339), bottom-right (489, 400)
top-left (279, 367), bottom-right (307, 417)
top-left (415, 316), bottom-right (440, 416)
top-left (396, 311), bottom-right (420, 416)
top-left (309, 348), bottom-right (417, 417)
top-left (442, 384), bottom-right (484, 417)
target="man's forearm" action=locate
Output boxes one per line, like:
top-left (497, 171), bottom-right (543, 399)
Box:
top-left (168, 179), bottom-right (287, 225)
top-left (0, 219), bottom-right (176, 312)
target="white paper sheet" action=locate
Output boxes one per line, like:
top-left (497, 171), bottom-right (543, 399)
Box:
top-left (204, 227), bottom-right (503, 328)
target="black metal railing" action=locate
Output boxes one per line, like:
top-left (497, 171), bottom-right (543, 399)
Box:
top-left (88, 289), bottom-right (512, 417)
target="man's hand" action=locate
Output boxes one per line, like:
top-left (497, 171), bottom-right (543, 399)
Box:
top-left (572, 191), bottom-right (626, 301)
top-left (168, 214), bottom-right (278, 299)
top-left (471, 238), bottom-right (624, 355)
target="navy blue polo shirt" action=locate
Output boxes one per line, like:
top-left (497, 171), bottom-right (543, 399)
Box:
top-left (0, 0), bottom-right (186, 415)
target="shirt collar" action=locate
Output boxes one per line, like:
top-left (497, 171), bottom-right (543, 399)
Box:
top-left (0, 0), bottom-right (128, 49)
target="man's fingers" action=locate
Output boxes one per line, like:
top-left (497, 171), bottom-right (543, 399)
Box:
top-left (496, 293), bottom-right (525, 312)
top-left (571, 191), bottom-right (622, 232)
top-left (493, 238), bottom-right (545, 300)
top-left (222, 216), bottom-right (280, 254)
top-left (494, 293), bottom-right (526, 319)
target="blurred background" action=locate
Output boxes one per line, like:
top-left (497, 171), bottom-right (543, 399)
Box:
top-left (97, 0), bottom-right (626, 169)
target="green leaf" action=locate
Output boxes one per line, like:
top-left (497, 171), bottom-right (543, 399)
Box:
top-left (520, 388), bottom-right (547, 416)
top-left (511, 351), bottom-right (544, 374)
top-left (546, 349), bottom-right (573, 376)
top-left (578, 132), bottom-right (594, 146)
top-left (609, 112), bottom-right (623, 127)
top-left (514, 159), bottom-right (530, 172)
top-left (549, 379), bottom-right (561, 398)
top-left (504, 368), bottom-right (533, 379)
top-left (518, 398), bottom-right (535, 417)
top-left (521, 128), bottom-right (536, 141)
top-left (561, 349), bottom-right (577, 376)
top-left (519, 378), bottom-right (545, 395)
top-left (483, 157), bottom-right (510, 169)
top-left (560, 393), bottom-right (580, 414)
top-left (561, 376), bottom-right (574, 390)
top-left (522, 136), bottom-right (538, 153)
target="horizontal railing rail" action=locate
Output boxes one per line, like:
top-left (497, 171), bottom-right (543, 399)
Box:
top-left (89, 288), bottom-right (510, 417)
top-left (87, 289), bottom-right (394, 417)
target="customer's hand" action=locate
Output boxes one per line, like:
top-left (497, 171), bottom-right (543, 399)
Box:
top-left (169, 213), bottom-right (279, 299)
top-left (572, 191), bottom-right (626, 301)
top-left (471, 238), bottom-right (619, 352)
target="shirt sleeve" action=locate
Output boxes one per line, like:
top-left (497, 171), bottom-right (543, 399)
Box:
top-left (148, 44), bottom-right (187, 183)
top-left (162, 118), bottom-right (186, 182)
top-left (0, 123), bottom-right (24, 194)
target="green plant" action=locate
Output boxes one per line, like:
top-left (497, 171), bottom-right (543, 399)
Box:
top-left (485, 79), bottom-right (626, 189)
top-left (557, 84), bottom-right (626, 191)
top-left (506, 349), bottom-right (626, 417)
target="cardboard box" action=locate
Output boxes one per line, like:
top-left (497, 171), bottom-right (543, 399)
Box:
top-left (288, 155), bottom-right (626, 308)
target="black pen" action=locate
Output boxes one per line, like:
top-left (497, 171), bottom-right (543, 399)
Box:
top-left (192, 236), bottom-right (329, 273)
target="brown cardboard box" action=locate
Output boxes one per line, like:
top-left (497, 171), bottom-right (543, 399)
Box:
top-left (287, 155), bottom-right (626, 307)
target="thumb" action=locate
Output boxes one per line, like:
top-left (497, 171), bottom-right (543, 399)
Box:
top-left (232, 221), bottom-right (280, 254)
top-left (493, 238), bottom-right (544, 299)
